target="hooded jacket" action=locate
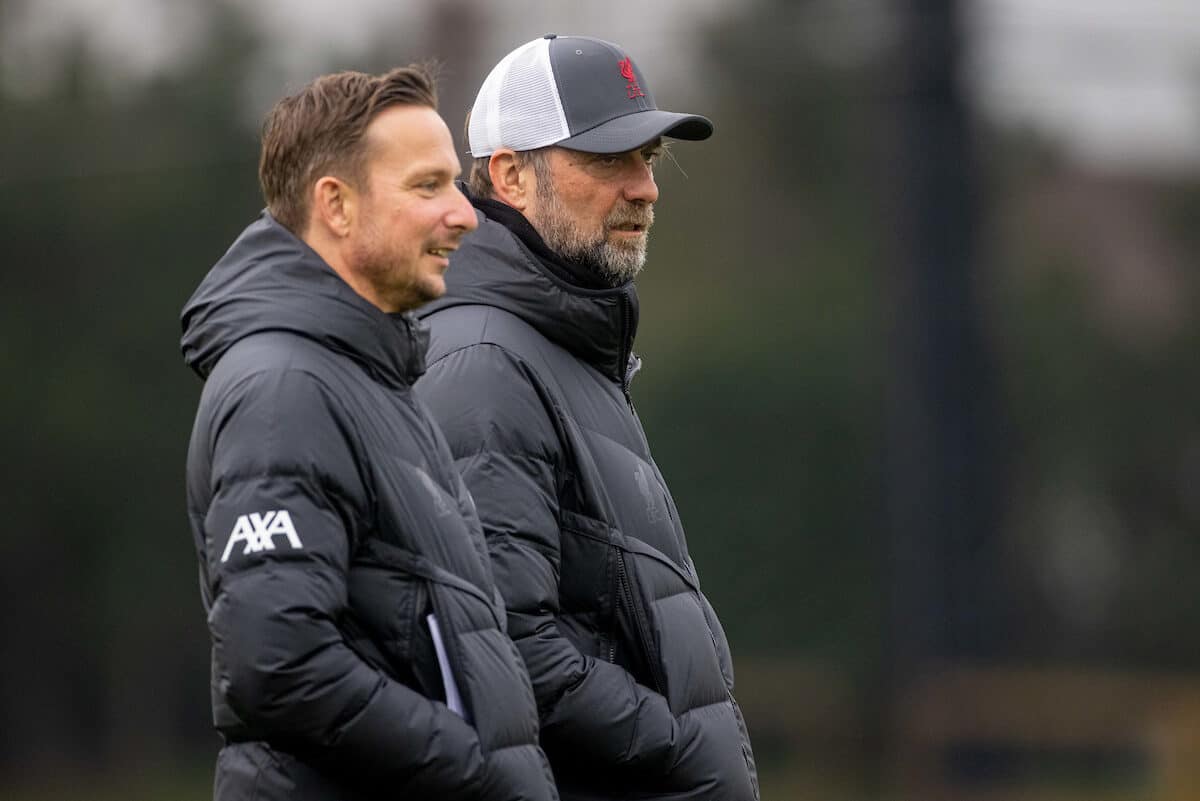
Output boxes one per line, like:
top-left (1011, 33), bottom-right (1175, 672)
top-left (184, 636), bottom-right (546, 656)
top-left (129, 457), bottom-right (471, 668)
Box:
top-left (181, 212), bottom-right (558, 801)
top-left (415, 199), bottom-right (759, 801)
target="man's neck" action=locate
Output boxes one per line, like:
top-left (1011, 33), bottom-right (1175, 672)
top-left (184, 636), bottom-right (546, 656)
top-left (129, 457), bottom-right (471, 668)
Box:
top-left (302, 228), bottom-right (398, 313)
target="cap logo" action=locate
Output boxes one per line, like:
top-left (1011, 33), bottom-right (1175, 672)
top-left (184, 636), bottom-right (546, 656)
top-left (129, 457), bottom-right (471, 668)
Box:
top-left (618, 57), bottom-right (645, 100)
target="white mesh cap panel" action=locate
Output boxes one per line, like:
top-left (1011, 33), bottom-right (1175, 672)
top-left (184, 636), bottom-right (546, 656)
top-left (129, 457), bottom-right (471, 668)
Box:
top-left (467, 38), bottom-right (570, 157)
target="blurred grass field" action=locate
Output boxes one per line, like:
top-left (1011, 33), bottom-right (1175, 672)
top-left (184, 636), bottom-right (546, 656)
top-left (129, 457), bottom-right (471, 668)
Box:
top-left (5, 764), bottom-right (836, 801)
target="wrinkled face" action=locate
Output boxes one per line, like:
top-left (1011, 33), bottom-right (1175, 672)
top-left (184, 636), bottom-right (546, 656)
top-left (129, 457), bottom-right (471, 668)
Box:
top-left (524, 141), bottom-right (662, 285)
top-left (349, 106), bottom-right (477, 312)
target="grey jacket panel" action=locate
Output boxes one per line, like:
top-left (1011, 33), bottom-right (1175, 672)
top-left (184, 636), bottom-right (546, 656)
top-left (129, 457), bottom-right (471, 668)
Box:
top-left (416, 208), bottom-right (758, 801)
top-left (181, 212), bottom-right (557, 801)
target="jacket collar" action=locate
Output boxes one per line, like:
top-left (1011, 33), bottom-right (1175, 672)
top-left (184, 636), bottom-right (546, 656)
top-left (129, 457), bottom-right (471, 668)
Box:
top-left (181, 211), bottom-right (428, 386)
top-left (470, 196), bottom-right (618, 291)
top-left (419, 195), bottom-right (639, 384)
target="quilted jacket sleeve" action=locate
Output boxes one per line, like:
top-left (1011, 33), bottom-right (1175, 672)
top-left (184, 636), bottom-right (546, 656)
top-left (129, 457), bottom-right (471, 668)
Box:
top-left (198, 367), bottom-right (487, 796)
top-left (418, 344), bottom-right (683, 773)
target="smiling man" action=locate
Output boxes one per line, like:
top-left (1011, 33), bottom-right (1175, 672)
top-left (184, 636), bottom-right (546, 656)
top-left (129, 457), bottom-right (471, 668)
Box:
top-left (181, 66), bottom-right (557, 801)
top-left (415, 36), bottom-right (759, 801)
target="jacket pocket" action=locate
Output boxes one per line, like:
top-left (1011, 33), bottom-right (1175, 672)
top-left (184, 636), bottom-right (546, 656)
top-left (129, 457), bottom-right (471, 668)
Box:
top-left (357, 538), bottom-right (538, 749)
top-left (344, 545), bottom-right (441, 684)
top-left (423, 579), bottom-right (486, 725)
top-left (611, 546), bottom-right (668, 696)
top-left (349, 539), bottom-right (485, 705)
top-left (425, 579), bottom-right (541, 749)
top-left (612, 546), bottom-right (729, 715)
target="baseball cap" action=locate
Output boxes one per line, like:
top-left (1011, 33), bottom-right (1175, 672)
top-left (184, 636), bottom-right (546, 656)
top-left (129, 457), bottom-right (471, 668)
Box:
top-left (467, 34), bottom-right (713, 157)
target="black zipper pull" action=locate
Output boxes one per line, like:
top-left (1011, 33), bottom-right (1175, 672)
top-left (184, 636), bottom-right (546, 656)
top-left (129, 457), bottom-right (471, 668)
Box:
top-left (618, 292), bottom-right (635, 397)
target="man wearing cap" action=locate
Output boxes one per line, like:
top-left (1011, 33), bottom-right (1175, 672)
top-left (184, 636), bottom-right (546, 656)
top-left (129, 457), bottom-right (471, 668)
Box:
top-left (415, 36), bottom-right (759, 800)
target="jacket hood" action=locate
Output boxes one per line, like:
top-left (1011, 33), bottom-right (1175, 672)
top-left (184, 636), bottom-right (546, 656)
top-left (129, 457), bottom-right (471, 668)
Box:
top-left (418, 202), bottom-right (639, 383)
top-left (181, 211), bottom-right (428, 384)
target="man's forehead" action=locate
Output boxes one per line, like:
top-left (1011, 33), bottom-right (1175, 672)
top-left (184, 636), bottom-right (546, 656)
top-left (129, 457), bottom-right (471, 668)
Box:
top-left (379, 105), bottom-right (459, 150)
top-left (365, 108), bottom-right (457, 164)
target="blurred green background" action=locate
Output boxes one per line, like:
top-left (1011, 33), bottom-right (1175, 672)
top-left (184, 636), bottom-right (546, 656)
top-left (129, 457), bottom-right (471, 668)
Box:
top-left (4, 0), bottom-right (1200, 798)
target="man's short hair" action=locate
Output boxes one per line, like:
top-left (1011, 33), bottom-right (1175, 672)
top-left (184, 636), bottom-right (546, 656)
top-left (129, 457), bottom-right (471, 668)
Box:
top-left (259, 65), bottom-right (438, 234)
top-left (464, 150), bottom-right (551, 200)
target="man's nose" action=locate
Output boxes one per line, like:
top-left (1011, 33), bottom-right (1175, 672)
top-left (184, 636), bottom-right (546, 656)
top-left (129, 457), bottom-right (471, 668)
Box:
top-left (447, 185), bottom-right (479, 232)
top-left (624, 160), bottom-right (659, 205)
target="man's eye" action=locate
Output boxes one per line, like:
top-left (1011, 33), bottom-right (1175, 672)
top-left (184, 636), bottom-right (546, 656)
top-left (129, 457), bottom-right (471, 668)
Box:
top-left (643, 151), bottom-right (661, 165)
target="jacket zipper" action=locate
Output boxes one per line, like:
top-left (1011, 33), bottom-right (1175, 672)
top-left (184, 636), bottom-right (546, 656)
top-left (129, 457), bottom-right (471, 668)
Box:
top-left (615, 549), bottom-right (667, 695)
top-left (618, 292), bottom-right (634, 405)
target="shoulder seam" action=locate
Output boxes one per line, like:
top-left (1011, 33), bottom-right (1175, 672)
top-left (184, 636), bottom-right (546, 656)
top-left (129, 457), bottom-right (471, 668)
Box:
top-left (427, 339), bottom-right (527, 371)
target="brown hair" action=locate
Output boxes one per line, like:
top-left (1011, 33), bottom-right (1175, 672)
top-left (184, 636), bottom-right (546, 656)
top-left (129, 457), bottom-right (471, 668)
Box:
top-left (465, 150), bottom-right (551, 199)
top-left (259, 64), bottom-right (438, 234)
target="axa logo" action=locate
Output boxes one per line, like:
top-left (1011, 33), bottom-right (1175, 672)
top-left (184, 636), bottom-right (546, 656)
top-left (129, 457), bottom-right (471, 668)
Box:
top-left (220, 510), bottom-right (303, 562)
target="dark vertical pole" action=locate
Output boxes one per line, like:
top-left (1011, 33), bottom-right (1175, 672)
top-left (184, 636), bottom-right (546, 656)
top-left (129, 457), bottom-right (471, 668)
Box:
top-left (424, 0), bottom-right (487, 176)
top-left (885, 0), bottom-right (1004, 693)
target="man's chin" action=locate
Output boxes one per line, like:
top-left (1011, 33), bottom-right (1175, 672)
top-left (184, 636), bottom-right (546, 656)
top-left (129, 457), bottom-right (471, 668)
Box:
top-left (385, 280), bottom-right (445, 314)
top-left (416, 276), bottom-right (447, 304)
top-left (604, 245), bottom-right (647, 281)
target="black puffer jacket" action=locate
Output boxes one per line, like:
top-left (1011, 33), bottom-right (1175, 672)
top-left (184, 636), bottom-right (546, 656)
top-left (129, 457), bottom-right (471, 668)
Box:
top-left (415, 201), bottom-right (759, 801)
top-left (181, 212), bottom-right (558, 801)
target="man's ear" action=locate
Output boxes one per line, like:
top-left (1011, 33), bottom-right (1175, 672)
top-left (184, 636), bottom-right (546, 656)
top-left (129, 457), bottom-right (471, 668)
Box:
top-left (488, 149), bottom-right (531, 211)
top-left (311, 175), bottom-right (357, 238)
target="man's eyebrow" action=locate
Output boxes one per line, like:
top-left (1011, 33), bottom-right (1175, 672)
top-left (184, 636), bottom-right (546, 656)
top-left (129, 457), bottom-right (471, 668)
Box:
top-left (406, 165), bottom-right (459, 181)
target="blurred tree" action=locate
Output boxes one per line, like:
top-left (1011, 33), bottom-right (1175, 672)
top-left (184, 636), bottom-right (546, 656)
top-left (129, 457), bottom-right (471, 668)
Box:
top-left (0, 2), bottom-right (264, 774)
top-left (992, 155), bottom-right (1200, 668)
top-left (637, 0), bottom-right (890, 668)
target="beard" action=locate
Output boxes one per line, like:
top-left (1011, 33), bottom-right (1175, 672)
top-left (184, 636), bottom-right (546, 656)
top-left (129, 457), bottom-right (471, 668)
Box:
top-left (349, 215), bottom-right (438, 311)
top-left (528, 178), bottom-right (654, 286)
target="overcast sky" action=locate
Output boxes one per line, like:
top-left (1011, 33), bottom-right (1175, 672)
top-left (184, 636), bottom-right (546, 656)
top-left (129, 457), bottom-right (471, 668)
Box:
top-left (968, 0), bottom-right (1200, 174)
top-left (4, 0), bottom-right (1199, 173)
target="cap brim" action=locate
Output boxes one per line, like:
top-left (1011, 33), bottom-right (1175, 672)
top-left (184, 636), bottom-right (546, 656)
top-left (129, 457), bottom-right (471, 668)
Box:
top-left (556, 110), bottom-right (713, 154)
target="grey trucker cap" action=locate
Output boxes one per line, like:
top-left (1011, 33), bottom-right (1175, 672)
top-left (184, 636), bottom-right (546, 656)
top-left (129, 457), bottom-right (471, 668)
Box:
top-left (467, 34), bottom-right (713, 157)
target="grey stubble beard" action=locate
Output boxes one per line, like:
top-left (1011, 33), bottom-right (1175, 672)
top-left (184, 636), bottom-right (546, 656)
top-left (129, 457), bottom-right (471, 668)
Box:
top-left (530, 177), bottom-right (654, 286)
